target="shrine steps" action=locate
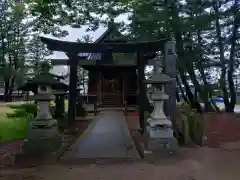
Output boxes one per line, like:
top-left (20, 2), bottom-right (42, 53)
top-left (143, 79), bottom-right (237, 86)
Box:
top-left (98, 104), bottom-right (124, 109)
top-left (100, 95), bottom-right (121, 107)
top-left (97, 106), bottom-right (136, 112)
top-left (83, 104), bottom-right (137, 113)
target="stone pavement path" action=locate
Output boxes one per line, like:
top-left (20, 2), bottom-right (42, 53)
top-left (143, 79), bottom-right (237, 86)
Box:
top-left (63, 111), bottom-right (139, 159)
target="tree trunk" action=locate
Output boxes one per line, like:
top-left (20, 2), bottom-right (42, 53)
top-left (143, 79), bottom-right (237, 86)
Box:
top-left (226, 0), bottom-right (238, 112)
top-left (5, 76), bottom-right (15, 102)
top-left (176, 75), bottom-right (189, 103)
top-left (170, 2), bottom-right (202, 112)
top-left (187, 64), bottom-right (213, 112)
top-left (213, 2), bottom-right (230, 111)
top-left (176, 88), bottom-right (180, 102)
top-left (174, 30), bottom-right (202, 112)
top-left (4, 79), bottom-right (10, 101)
top-left (196, 29), bottom-right (217, 112)
top-left (179, 72), bottom-right (202, 112)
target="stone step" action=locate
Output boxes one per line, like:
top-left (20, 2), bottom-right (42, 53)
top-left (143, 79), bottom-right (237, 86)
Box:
top-left (99, 104), bottom-right (123, 108)
top-left (101, 98), bottom-right (119, 102)
top-left (102, 98), bottom-right (114, 101)
top-left (101, 101), bottom-right (116, 104)
top-left (61, 157), bottom-right (141, 165)
top-left (99, 101), bottom-right (123, 105)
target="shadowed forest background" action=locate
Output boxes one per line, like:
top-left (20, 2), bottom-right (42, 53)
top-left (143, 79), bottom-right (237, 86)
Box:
top-left (0, 0), bottom-right (239, 113)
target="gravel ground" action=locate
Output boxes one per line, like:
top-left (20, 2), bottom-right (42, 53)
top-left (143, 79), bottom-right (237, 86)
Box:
top-left (1, 141), bottom-right (240, 180)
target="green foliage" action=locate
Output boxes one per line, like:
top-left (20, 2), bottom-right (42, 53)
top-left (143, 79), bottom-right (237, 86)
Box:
top-left (6, 103), bottom-right (37, 118)
top-left (25, 34), bottom-right (52, 77)
top-left (26, 0), bottom-right (128, 34)
top-left (0, 103), bottom-right (36, 141)
top-left (0, 1), bottom-right (30, 96)
top-left (0, 114), bottom-right (33, 141)
top-left (178, 102), bottom-right (204, 145)
top-left (0, 1), bottom-right (53, 94)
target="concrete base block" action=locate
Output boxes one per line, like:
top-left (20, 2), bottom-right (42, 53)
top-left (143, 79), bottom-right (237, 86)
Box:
top-left (22, 117), bottom-right (62, 156)
top-left (23, 135), bottom-right (62, 156)
top-left (143, 150), bottom-right (154, 162)
top-left (146, 137), bottom-right (178, 152)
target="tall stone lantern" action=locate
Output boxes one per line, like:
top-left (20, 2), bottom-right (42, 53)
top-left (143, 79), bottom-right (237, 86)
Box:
top-left (22, 73), bottom-right (68, 155)
top-left (144, 59), bottom-right (178, 152)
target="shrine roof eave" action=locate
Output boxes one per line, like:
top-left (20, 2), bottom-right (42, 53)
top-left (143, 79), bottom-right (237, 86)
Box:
top-left (81, 65), bottom-right (137, 71)
top-left (41, 36), bottom-right (169, 53)
top-left (49, 58), bottom-right (91, 65)
top-left (50, 59), bottom-right (71, 65)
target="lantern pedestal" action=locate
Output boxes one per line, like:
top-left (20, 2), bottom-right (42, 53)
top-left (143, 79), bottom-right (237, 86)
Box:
top-left (23, 89), bottom-right (62, 156)
top-left (145, 90), bottom-right (178, 152)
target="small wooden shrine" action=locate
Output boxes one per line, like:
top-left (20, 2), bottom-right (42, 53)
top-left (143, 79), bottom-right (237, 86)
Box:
top-left (79, 27), bottom-right (150, 106)
top-left (41, 24), bottom-right (175, 133)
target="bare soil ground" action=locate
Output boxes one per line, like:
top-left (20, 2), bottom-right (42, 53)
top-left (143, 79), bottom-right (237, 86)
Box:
top-left (1, 107), bottom-right (240, 179)
top-left (1, 141), bottom-right (240, 180)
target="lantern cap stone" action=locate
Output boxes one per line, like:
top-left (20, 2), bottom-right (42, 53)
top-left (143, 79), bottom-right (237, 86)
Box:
top-left (18, 73), bottom-right (69, 92)
top-left (145, 73), bottom-right (171, 84)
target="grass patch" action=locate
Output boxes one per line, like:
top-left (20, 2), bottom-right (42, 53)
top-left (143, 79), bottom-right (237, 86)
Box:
top-left (0, 116), bottom-right (31, 141)
top-left (6, 103), bottom-right (37, 118)
top-left (0, 104), bottom-right (13, 119)
top-left (0, 103), bottom-right (35, 141)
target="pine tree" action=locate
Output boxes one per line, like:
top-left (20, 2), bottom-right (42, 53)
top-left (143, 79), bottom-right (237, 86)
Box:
top-left (25, 34), bottom-right (51, 77)
top-left (0, 1), bottom-right (28, 101)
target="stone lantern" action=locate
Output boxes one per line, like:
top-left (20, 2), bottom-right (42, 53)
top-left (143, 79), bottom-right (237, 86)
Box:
top-left (144, 59), bottom-right (178, 152)
top-left (53, 75), bottom-right (68, 120)
top-left (22, 73), bottom-right (68, 155)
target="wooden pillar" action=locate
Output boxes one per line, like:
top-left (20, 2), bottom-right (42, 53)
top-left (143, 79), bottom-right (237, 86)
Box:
top-left (163, 41), bottom-right (177, 128)
top-left (55, 94), bottom-right (65, 118)
top-left (122, 72), bottom-right (125, 104)
top-left (137, 52), bottom-right (145, 133)
top-left (97, 72), bottom-right (99, 102)
top-left (67, 54), bottom-right (78, 128)
top-left (98, 72), bottom-right (102, 103)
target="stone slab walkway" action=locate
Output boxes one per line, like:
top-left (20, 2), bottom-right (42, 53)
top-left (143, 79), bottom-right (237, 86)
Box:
top-left (62, 111), bottom-right (140, 160)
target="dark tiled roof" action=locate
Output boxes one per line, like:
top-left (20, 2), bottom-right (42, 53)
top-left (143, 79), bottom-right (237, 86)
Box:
top-left (86, 26), bottom-right (128, 61)
top-left (78, 52), bottom-right (90, 57)
top-left (87, 53), bottom-right (101, 60)
top-left (77, 27), bottom-right (156, 61)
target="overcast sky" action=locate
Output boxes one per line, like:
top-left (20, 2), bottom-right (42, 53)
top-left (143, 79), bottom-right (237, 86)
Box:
top-left (47, 14), bottom-right (129, 60)
top-left (46, 25), bottom-right (107, 60)
top-left (48, 14), bottom-right (129, 76)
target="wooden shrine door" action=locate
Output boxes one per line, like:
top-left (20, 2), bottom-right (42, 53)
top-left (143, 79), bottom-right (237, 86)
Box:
top-left (101, 75), bottom-right (123, 106)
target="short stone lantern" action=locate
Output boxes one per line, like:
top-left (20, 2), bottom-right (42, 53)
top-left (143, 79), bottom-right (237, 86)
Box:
top-left (144, 59), bottom-right (178, 152)
top-left (22, 73), bottom-right (68, 155)
top-left (53, 75), bottom-right (68, 120)
top-left (54, 91), bottom-right (67, 119)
